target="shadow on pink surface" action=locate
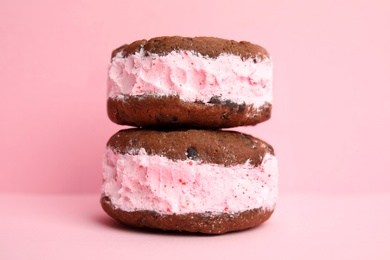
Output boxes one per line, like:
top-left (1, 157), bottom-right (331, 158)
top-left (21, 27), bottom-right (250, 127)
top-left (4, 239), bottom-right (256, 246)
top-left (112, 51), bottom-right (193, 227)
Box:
top-left (2, 193), bottom-right (389, 259)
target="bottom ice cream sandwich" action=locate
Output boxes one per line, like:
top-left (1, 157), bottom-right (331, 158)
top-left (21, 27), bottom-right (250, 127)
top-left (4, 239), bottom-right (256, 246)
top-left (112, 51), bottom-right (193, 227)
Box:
top-left (101, 128), bottom-right (278, 234)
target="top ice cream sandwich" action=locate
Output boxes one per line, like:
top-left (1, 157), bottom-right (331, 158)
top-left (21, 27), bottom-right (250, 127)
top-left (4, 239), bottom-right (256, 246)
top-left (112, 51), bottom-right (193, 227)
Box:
top-left (107, 36), bottom-right (273, 129)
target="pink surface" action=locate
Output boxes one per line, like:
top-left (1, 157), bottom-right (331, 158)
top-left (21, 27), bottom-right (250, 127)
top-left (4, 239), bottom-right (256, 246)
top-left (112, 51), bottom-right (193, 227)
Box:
top-left (1, 0), bottom-right (389, 195)
top-left (1, 193), bottom-right (389, 259)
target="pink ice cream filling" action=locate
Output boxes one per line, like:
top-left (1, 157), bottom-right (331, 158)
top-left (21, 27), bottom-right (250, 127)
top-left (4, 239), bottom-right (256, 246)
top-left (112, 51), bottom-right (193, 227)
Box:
top-left (107, 49), bottom-right (273, 108)
top-left (102, 148), bottom-right (278, 215)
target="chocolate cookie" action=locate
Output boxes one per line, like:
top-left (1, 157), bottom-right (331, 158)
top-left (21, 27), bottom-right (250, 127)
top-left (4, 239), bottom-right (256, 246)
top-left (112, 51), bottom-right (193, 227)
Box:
top-left (101, 128), bottom-right (278, 234)
top-left (101, 196), bottom-right (274, 234)
top-left (107, 36), bottom-right (273, 129)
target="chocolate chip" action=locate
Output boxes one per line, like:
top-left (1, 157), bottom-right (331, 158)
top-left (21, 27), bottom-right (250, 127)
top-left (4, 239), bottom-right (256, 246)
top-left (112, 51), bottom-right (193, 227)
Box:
top-left (253, 58), bottom-right (257, 63)
top-left (209, 97), bottom-right (241, 111)
top-left (186, 147), bottom-right (198, 160)
top-left (225, 100), bottom-right (238, 109)
top-left (237, 104), bottom-right (245, 113)
top-left (220, 114), bottom-right (228, 120)
top-left (208, 95), bottom-right (222, 104)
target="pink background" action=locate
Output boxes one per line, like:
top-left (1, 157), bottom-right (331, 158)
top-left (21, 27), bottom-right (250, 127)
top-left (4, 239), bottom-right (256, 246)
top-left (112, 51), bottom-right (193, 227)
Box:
top-left (1, 0), bottom-right (390, 259)
top-left (1, 0), bottom-right (389, 194)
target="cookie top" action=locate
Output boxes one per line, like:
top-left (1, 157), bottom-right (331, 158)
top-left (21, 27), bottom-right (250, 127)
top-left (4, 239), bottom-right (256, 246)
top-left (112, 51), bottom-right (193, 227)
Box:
top-left (111, 36), bottom-right (269, 60)
top-left (107, 129), bottom-right (274, 167)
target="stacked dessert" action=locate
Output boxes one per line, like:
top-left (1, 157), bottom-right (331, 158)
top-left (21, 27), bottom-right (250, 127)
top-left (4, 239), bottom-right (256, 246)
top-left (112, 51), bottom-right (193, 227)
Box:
top-left (101, 36), bottom-right (278, 234)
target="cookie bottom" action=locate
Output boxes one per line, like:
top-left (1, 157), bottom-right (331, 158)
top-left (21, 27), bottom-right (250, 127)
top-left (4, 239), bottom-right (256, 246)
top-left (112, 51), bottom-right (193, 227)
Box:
top-left (100, 196), bottom-right (274, 234)
top-left (107, 95), bottom-right (271, 129)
